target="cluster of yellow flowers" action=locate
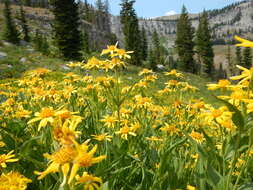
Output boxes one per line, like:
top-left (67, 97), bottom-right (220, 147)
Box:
top-left (1, 36), bottom-right (253, 189)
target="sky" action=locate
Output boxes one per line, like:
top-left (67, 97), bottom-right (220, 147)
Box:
top-left (87, 0), bottom-right (245, 18)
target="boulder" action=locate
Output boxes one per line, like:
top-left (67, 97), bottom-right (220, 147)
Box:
top-left (0, 52), bottom-right (7, 59)
top-left (20, 57), bottom-right (27, 63)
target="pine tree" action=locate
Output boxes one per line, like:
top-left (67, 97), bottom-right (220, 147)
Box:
top-left (175, 5), bottom-right (195, 73)
top-left (148, 49), bottom-right (156, 70)
top-left (82, 30), bottom-right (90, 54)
top-left (151, 30), bottom-right (161, 69)
top-left (19, 5), bottom-right (30, 42)
top-left (243, 47), bottom-right (252, 69)
top-left (50, 0), bottom-right (82, 60)
top-left (235, 46), bottom-right (242, 66)
top-left (195, 10), bottom-right (214, 77)
top-left (140, 26), bottom-right (148, 61)
top-left (3, 0), bottom-right (20, 44)
top-left (120, 0), bottom-right (142, 65)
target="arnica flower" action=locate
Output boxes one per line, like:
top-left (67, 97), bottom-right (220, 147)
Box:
top-left (187, 185), bottom-right (197, 190)
top-left (35, 146), bottom-right (77, 182)
top-left (207, 79), bottom-right (231, 90)
top-left (75, 172), bottom-right (102, 190)
top-left (53, 117), bottom-right (82, 145)
top-left (164, 69), bottom-right (184, 78)
top-left (100, 115), bottom-right (118, 128)
top-left (0, 171), bottom-right (32, 190)
top-left (138, 68), bottom-right (153, 76)
top-left (234, 35), bottom-right (253, 47)
top-left (189, 131), bottom-right (204, 144)
top-left (68, 142), bottom-right (106, 184)
top-left (91, 133), bottom-right (112, 142)
top-left (230, 65), bottom-right (253, 84)
top-left (0, 141), bottom-right (6, 147)
top-left (0, 150), bottom-right (19, 168)
top-left (115, 126), bottom-right (137, 140)
top-left (28, 107), bottom-right (55, 131)
top-left (160, 123), bottom-right (180, 136)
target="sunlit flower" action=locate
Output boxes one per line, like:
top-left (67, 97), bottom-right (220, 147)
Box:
top-left (100, 115), bottom-right (118, 128)
top-left (91, 133), bottom-right (112, 142)
top-left (234, 35), bottom-right (253, 47)
top-left (115, 126), bottom-right (137, 140)
top-left (76, 172), bottom-right (102, 190)
top-left (68, 142), bottom-right (106, 184)
top-left (207, 79), bottom-right (231, 90)
top-left (0, 150), bottom-right (19, 168)
top-left (138, 68), bottom-right (153, 76)
top-left (187, 185), bottom-right (196, 190)
top-left (164, 69), bottom-right (183, 78)
top-left (0, 171), bottom-right (32, 190)
top-left (230, 65), bottom-right (253, 84)
top-left (160, 123), bottom-right (180, 136)
top-left (28, 107), bottom-right (55, 131)
top-left (189, 131), bottom-right (204, 144)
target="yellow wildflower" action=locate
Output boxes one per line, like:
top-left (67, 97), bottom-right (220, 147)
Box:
top-left (234, 35), bottom-right (253, 47)
top-left (230, 65), bottom-right (253, 84)
top-left (0, 150), bottom-right (19, 168)
top-left (115, 126), bottom-right (137, 140)
top-left (207, 79), bottom-right (231, 90)
top-left (76, 172), bottom-right (102, 190)
top-left (68, 142), bottom-right (106, 184)
top-left (164, 69), bottom-right (183, 78)
top-left (0, 171), bottom-right (32, 190)
top-left (138, 68), bottom-right (153, 76)
top-left (100, 115), bottom-right (118, 128)
top-left (189, 131), bottom-right (204, 144)
top-left (160, 123), bottom-right (179, 136)
top-left (28, 107), bottom-right (55, 131)
top-left (91, 133), bottom-right (112, 142)
top-left (187, 185), bottom-right (196, 190)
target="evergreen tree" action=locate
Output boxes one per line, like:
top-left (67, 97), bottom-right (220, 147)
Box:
top-left (19, 5), bottom-right (30, 42)
top-left (140, 26), bottom-right (148, 61)
top-left (235, 46), bottom-right (242, 66)
top-left (175, 5), bottom-right (195, 73)
top-left (148, 49), bottom-right (156, 70)
top-left (120, 0), bottom-right (142, 65)
top-left (95, 0), bottom-right (104, 30)
top-left (3, 0), bottom-right (20, 44)
top-left (82, 30), bottom-right (90, 54)
top-left (33, 30), bottom-right (49, 55)
top-left (243, 47), bottom-right (252, 69)
top-left (50, 0), bottom-right (82, 60)
top-left (151, 30), bottom-right (161, 69)
top-left (24, 0), bottom-right (31, 6)
top-left (195, 11), bottom-right (214, 77)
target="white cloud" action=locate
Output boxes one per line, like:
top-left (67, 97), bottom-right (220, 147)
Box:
top-left (165, 10), bottom-right (177, 16)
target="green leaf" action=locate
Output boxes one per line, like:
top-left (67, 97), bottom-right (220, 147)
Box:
top-left (237, 183), bottom-right (253, 190)
top-left (206, 164), bottom-right (222, 188)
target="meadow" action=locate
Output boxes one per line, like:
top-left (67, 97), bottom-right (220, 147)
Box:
top-left (1, 38), bottom-right (253, 190)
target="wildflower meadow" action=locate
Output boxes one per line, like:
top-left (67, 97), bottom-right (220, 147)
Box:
top-left (1, 36), bottom-right (253, 190)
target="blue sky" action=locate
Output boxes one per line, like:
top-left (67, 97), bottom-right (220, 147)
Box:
top-left (87, 0), bottom-right (245, 18)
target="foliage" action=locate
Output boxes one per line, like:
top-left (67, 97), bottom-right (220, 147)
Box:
top-left (195, 11), bottom-right (214, 77)
top-left (242, 47), bottom-right (252, 69)
top-left (120, 0), bottom-right (142, 66)
top-left (175, 5), bottom-right (195, 73)
top-left (2, 0), bottom-right (20, 44)
top-left (19, 4), bottom-right (30, 42)
top-left (50, 0), bottom-right (82, 60)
